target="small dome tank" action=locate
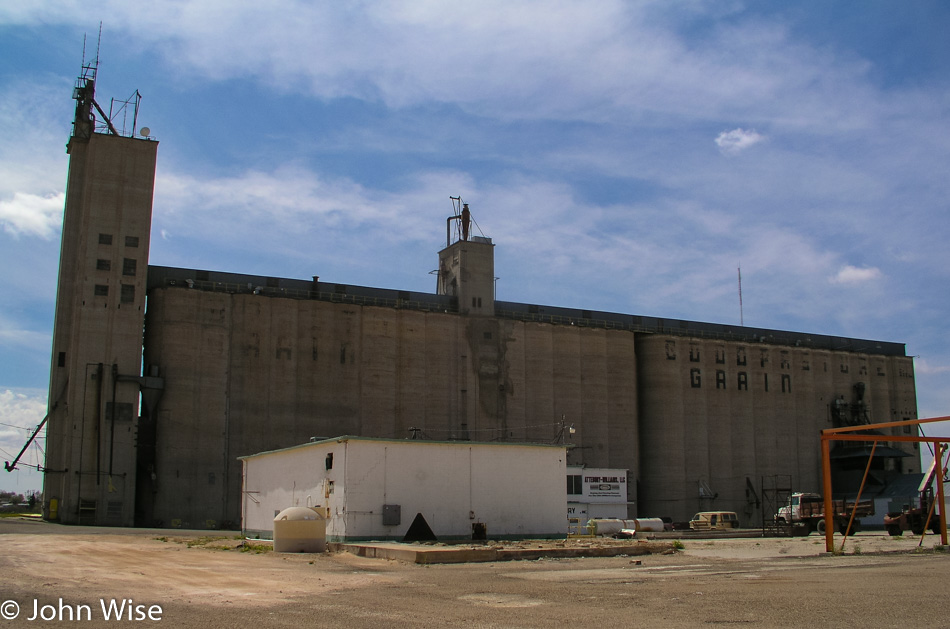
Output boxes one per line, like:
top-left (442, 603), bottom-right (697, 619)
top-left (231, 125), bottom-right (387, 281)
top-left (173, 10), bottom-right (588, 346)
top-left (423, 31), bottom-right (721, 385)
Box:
top-left (273, 506), bottom-right (326, 553)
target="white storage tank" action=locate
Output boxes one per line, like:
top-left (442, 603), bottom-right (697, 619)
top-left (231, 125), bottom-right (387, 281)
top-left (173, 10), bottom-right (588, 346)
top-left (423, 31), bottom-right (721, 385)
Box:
top-left (272, 507), bottom-right (326, 553)
top-left (632, 518), bottom-right (666, 532)
top-left (589, 517), bottom-right (666, 535)
top-left (588, 519), bottom-right (638, 536)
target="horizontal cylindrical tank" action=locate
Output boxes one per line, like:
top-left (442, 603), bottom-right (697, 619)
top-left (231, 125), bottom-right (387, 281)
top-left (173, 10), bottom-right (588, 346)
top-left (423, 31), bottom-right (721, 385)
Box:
top-left (589, 517), bottom-right (666, 535)
top-left (273, 506), bottom-right (326, 553)
top-left (632, 517), bottom-right (665, 532)
top-left (588, 519), bottom-right (638, 536)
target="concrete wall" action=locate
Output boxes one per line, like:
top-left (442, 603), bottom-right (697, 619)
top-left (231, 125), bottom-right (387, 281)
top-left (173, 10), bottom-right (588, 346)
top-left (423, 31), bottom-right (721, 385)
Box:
top-left (141, 288), bottom-right (639, 528)
top-left (636, 335), bottom-right (918, 524)
top-left (438, 238), bottom-right (494, 316)
top-left (142, 287), bottom-right (918, 529)
top-left (241, 438), bottom-right (568, 541)
top-left (44, 132), bottom-right (158, 526)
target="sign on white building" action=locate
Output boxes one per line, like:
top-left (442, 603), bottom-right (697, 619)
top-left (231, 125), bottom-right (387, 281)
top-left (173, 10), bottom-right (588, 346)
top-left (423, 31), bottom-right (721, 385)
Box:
top-left (240, 436), bottom-right (569, 542)
top-left (567, 466), bottom-right (631, 524)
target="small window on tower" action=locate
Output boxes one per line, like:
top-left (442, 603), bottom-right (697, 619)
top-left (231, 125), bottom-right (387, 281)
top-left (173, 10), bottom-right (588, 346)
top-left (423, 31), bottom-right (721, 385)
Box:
top-left (94, 284), bottom-right (109, 296)
top-left (96, 259), bottom-right (111, 271)
top-left (125, 236), bottom-right (139, 247)
top-left (98, 233), bottom-right (113, 245)
top-left (122, 258), bottom-right (137, 276)
top-left (120, 284), bottom-right (135, 303)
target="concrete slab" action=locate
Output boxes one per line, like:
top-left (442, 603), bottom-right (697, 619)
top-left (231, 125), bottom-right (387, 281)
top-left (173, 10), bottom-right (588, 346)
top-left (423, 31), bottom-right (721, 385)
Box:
top-left (331, 540), bottom-right (674, 564)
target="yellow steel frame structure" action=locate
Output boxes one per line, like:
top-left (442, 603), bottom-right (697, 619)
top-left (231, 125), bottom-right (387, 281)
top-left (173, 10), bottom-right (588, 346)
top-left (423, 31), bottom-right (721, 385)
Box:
top-left (820, 416), bottom-right (950, 553)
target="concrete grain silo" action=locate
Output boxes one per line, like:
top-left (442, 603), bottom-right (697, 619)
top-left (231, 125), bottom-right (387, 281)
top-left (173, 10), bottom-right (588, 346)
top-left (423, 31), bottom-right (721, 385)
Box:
top-left (39, 70), bottom-right (919, 530)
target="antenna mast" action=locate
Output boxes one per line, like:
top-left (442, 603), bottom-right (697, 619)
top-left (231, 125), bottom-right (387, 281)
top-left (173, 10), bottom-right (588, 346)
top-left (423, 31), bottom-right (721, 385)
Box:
top-left (72, 23), bottom-right (123, 138)
top-left (738, 265), bottom-right (744, 326)
top-left (446, 196), bottom-right (472, 247)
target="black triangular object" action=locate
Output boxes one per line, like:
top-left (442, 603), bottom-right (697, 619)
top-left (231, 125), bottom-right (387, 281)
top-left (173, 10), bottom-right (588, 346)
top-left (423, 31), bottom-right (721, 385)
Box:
top-left (402, 512), bottom-right (438, 542)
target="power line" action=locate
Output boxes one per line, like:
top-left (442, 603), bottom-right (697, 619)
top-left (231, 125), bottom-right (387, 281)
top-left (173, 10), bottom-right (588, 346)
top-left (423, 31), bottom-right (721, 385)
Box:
top-left (0, 421), bottom-right (44, 431)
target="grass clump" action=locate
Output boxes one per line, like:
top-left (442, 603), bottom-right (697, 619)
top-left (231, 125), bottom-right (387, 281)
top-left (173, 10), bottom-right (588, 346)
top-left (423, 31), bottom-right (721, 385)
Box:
top-left (240, 541), bottom-right (271, 554)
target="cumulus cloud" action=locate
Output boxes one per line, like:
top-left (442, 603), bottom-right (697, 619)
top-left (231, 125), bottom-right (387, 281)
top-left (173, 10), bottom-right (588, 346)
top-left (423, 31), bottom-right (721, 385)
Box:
top-left (0, 192), bottom-right (64, 239)
top-left (914, 358), bottom-right (950, 376)
top-left (0, 389), bottom-right (46, 491)
top-left (831, 265), bottom-right (882, 284)
top-left (156, 166), bottom-right (423, 240)
top-left (149, 164), bottom-right (476, 283)
top-left (0, 2), bottom-right (883, 128)
top-left (715, 128), bottom-right (766, 155)
top-left (0, 79), bottom-right (69, 241)
top-left (0, 389), bottom-right (46, 432)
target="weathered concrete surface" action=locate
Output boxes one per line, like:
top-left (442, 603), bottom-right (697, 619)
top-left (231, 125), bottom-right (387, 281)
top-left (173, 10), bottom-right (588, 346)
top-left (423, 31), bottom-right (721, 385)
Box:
top-left (333, 539), bottom-right (672, 564)
top-left (2, 519), bottom-right (948, 629)
top-left (636, 335), bottom-right (918, 522)
top-left (142, 294), bottom-right (643, 529)
top-left (45, 132), bottom-right (158, 527)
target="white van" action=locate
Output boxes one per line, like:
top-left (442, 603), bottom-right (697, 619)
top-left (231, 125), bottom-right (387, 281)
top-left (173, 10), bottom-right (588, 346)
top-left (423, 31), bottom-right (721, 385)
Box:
top-left (689, 511), bottom-right (739, 530)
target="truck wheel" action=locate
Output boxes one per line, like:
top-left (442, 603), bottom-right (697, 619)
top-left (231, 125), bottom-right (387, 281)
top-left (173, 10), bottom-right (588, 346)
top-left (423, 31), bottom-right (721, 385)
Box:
top-left (932, 522), bottom-right (942, 535)
top-left (912, 524), bottom-right (925, 536)
top-left (838, 521), bottom-right (855, 536)
top-left (886, 524), bottom-right (902, 537)
top-left (815, 519), bottom-right (826, 535)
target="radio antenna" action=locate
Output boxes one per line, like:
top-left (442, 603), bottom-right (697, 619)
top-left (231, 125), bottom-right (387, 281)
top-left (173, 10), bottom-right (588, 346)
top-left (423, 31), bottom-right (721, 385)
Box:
top-left (738, 265), bottom-right (744, 326)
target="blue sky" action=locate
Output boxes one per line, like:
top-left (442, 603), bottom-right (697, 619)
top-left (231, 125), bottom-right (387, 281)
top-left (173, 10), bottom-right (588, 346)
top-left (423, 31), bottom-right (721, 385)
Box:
top-left (1, 2), bottom-right (949, 493)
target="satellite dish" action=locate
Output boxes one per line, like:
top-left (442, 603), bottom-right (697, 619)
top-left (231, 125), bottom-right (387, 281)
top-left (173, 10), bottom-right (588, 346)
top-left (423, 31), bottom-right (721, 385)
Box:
top-left (140, 127), bottom-right (151, 137)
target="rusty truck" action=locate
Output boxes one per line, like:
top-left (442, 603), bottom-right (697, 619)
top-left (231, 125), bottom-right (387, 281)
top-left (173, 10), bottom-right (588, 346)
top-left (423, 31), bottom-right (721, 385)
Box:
top-left (775, 492), bottom-right (873, 536)
top-left (884, 451), bottom-right (945, 536)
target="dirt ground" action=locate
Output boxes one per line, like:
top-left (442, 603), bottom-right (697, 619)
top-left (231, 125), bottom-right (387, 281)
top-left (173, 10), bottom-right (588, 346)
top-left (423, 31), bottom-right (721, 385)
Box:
top-left (0, 517), bottom-right (947, 628)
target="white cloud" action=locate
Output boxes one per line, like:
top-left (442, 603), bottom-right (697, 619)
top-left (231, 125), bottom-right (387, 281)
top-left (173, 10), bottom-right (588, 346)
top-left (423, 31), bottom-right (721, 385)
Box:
top-left (0, 78), bottom-right (70, 241)
top-left (155, 166), bottom-right (433, 243)
top-left (831, 265), bottom-right (882, 284)
top-left (715, 128), bottom-right (766, 155)
top-left (0, 2), bottom-right (886, 128)
top-left (0, 323), bottom-right (51, 354)
top-left (0, 389), bottom-right (46, 493)
top-left (149, 164), bottom-right (479, 285)
top-left (914, 358), bottom-right (950, 376)
top-left (0, 389), bottom-right (46, 433)
top-left (0, 192), bottom-right (64, 239)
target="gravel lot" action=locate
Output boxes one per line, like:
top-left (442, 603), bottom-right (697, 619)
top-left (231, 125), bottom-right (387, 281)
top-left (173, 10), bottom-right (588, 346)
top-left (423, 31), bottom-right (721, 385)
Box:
top-left (0, 518), bottom-right (947, 628)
